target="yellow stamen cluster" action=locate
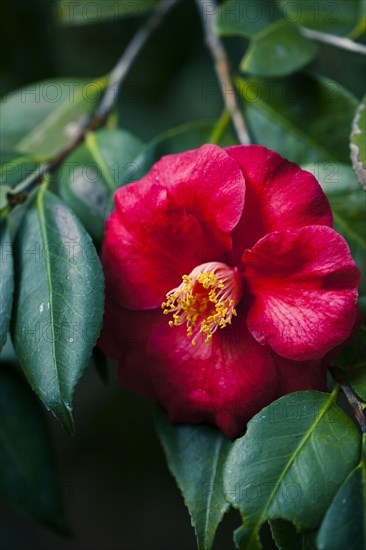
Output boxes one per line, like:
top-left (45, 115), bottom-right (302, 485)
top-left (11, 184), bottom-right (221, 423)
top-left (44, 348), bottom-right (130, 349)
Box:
top-left (162, 262), bottom-right (240, 346)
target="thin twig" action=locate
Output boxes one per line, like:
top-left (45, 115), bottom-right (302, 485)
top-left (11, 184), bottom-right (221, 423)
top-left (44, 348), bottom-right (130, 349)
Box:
top-left (7, 0), bottom-right (178, 202)
top-left (196, 0), bottom-right (250, 145)
top-left (333, 370), bottom-right (366, 433)
top-left (94, 0), bottom-right (179, 123)
top-left (340, 382), bottom-right (366, 432)
top-left (301, 27), bottom-right (366, 55)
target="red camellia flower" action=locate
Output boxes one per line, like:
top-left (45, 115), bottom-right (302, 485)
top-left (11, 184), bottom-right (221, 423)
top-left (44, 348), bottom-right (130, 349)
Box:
top-left (99, 145), bottom-right (361, 438)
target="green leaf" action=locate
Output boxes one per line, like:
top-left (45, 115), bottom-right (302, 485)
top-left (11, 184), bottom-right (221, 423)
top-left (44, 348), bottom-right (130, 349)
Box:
top-left (216, 0), bottom-right (360, 38)
top-left (277, 0), bottom-right (360, 36)
top-left (0, 153), bottom-right (45, 215)
top-left (0, 153), bottom-right (43, 189)
top-left (0, 186), bottom-right (11, 213)
top-left (270, 519), bottom-right (317, 549)
top-left (134, 120), bottom-right (236, 179)
top-left (58, 129), bottom-right (143, 242)
top-left (0, 220), bottom-right (14, 351)
top-left (302, 162), bottom-right (366, 296)
top-left (344, 359), bottom-right (366, 403)
top-left (350, 95), bottom-right (366, 190)
top-left (224, 391), bottom-right (361, 550)
top-left (215, 0), bottom-right (282, 37)
top-left (317, 438), bottom-right (366, 550)
top-left (57, 0), bottom-right (156, 25)
top-left (11, 186), bottom-right (104, 433)
top-left (155, 408), bottom-right (231, 550)
top-left (0, 78), bottom-right (107, 155)
top-left (241, 21), bottom-right (318, 77)
top-left (0, 152), bottom-right (22, 167)
top-left (0, 366), bottom-right (67, 530)
top-left (236, 74), bottom-right (358, 164)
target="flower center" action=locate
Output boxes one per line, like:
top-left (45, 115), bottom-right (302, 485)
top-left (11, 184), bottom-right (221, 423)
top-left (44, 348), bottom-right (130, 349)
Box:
top-left (162, 262), bottom-right (242, 346)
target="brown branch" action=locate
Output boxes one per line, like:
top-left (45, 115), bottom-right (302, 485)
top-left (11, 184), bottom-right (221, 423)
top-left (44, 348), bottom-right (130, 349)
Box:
top-left (333, 370), bottom-right (366, 433)
top-left (94, 0), bottom-right (179, 124)
top-left (7, 0), bottom-right (179, 202)
top-left (196, 0), bottom-right (250, 145)
top-left (300, 27), bottom-right (366, 55)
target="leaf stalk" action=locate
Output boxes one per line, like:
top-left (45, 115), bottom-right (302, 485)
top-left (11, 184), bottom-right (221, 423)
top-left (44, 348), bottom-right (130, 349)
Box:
top-left (196, 0), bottom-right (251, 145)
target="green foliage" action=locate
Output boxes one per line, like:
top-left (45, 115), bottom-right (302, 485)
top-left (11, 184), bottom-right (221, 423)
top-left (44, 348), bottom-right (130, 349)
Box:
top-left (327, 321), bottom-right (366, 403)
top-left (241, 21), bottom-right (318, 77)
top-left (0, 153), bottom-right (43, 191)
top-left (333, 320), bottom-right (366, 403)
top-left (134, 120), bottom-right (236, 178)
top-left (317, 437), bottom-right (366, 550)
top-left (215, 0), bottom-right (282, 37)
top-left (0, 220), bottom-right (13, 350)
top-left (345, 362), bottom-right (366, 403)
top-left (0, 366), bottom-right (67, 530)
top-left (236, 74), bottom-right (357, 164)
top-left (270, 519), bottom-right (317, 549)
top-left (58, 129), bottom-right (143, 242)
top-left (224, 391), bottom-right (361, 549)
top-left (155, 408), bottom-right (231, 550)
top-left (11, 185), bottom-right (104, 433)
top-left (57, 0), bottom-right (156, 25)
top-left (216, 0), bottom-right (360, 38)
top-left (277, 0), bottom-right (360, 35)
top-left (0, 78), bottom-right (107, 155)
top-left (0, 186), bottom-right (11, 212)
top-left (302, 162), bottom-right (366, 296)
top-left (350, 96), bottom-right (366, 189)
top-left (216, 0), bottom-right (362, 79)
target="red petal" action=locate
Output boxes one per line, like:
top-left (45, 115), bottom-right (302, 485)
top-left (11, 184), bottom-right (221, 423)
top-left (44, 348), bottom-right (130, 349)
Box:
top-left (98, 295), bottom-right (162, 397)
top-left (143, 144), bottom-right (245, 234)
top-left (147, 311), bottom-right (278, 438)
top-left (102, 200), bottom-right (206, 310)
top-left (225, 145), bottom-right (333, 259)
top-left (243, 226), bottom-right (361, 360)
top-left (103, 145), bottom-right (245, 310)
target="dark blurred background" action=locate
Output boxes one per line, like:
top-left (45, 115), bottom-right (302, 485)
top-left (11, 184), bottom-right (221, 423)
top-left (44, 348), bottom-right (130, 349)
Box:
top-left (0, 0), bottom-right (364, 549)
